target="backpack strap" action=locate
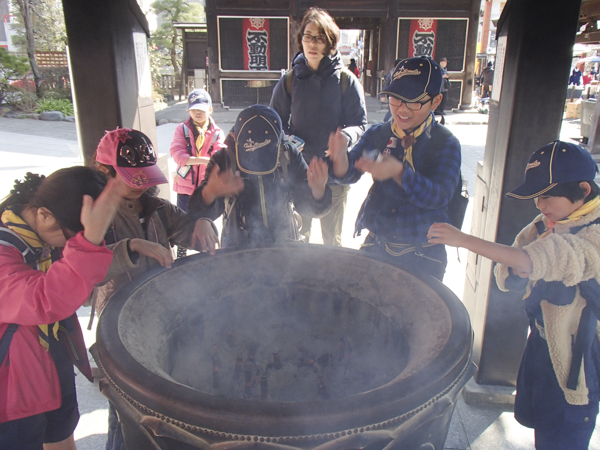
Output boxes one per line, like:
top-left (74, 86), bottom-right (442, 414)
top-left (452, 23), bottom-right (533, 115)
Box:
top-left (340, 68), bottom-right (350, 96)
top-left (284, 69), bottom-right (294, 97)
top-left (0, 227), bottom-right (38, 266)
top-left (183, 124), bottom-right (193, 155)
top-left (0, 323), bottom-right (18, 368)
top-left (0, 226), bottom-right (37, 368)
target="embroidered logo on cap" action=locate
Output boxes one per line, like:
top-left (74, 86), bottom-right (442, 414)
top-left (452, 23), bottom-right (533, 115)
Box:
top-left (393, 67), bottom-right (421, 81)
top-left (130, 170), bottom-right (149, 186)
top-left (525, 160), bottom-right (541, 171)
top-left (189, 92), bottom-right (206, 103)
top-left (244, 138), bottom-right (272, 152)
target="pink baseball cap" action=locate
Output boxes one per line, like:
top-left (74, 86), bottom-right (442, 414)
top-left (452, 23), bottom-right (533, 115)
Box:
top-left (95, 128), bottom-right (167, 189)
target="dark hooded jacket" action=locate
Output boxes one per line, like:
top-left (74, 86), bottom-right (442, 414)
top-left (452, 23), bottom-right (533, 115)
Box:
top-left (188, 132), bottom-right (332, 248)
top-left (270, 52), bottom-right (367, 162)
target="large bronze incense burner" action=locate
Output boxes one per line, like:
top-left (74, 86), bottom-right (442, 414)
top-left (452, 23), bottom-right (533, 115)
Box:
top-left (93, 244), bottom-right (475, 449)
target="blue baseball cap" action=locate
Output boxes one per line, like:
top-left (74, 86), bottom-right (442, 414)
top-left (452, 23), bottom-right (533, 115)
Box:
top-left (233, 105), bottom-right (282, 175)
top-left (187, 89), bottom-right (212, 111)
top-left (380, 56), bottom-right (442, 102)
top-left (507, 140), bottom-right (599, 200)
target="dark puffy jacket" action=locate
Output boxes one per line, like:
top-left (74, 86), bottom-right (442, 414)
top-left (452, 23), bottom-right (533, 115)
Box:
top-left (270, 52), bottom-right (367, 162)
top-left (188, 133), bottom-right (332, 247)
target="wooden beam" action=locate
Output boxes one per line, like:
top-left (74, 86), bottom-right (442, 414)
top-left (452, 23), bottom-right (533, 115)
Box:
top-left (581, 0), bottom-right (600, 20)
top-left (576, 30), bottom-right (600, 43)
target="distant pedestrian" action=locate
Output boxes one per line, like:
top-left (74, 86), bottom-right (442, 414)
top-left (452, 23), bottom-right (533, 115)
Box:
top-left (570, 67), bottom-right (582, 87)
top-left (434, 56), bottom-right (451, 125)
top-left (348, 58), bottom-right (360, 78)
top-left (481, 61), bottom-right (494, 98)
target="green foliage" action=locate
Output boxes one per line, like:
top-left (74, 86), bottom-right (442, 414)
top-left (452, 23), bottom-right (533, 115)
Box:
top-left (10, 0), bottom-right (67, 53)
top-left (0, 48), bottom-right (31, 105)
top-left (0, 48), bottom-right (30, 78)
top-left (35, 97), bottom-right (73, 116)
top-left (150, 0), bottom-right (205, 74)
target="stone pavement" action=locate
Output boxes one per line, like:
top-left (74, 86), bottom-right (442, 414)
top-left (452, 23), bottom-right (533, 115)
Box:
top-left (1, 98), bottom-right (598, 449)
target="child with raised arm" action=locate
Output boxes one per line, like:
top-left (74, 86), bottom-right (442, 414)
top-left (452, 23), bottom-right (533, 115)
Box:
top-left (428, 140), bottom-right (600, 450)
top-left (0, 167), bottom-right (124, 450)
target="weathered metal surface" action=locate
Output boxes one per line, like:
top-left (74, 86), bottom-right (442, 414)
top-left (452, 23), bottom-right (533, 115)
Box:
top-left (94, 244), bottom-right (474, 449)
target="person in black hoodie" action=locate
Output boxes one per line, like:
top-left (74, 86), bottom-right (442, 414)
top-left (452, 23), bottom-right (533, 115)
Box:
top-left (270, 7), bottom-right (367, 247)
top-left (188, 105), bottom-right (332, 250)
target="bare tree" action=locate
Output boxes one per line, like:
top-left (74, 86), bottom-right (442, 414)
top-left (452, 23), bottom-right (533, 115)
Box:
top-left (13, 0), bottom-right (43, 96)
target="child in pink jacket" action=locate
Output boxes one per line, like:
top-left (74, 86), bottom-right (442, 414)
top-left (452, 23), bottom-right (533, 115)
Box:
top-left (0, 167), bottom-right (123, 449)
top-left (170, 89), bottom-right (226, 258)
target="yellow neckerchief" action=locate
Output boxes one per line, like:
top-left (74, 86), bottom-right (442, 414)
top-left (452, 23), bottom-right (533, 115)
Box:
top-left (525, 197), bottom-right (600, 301)
top-left (1, 209), bottom-right (59, 350)
top-left (538, 197), bottom-right (600, 238)
top-left (391, 113), bottom-right (434, 171)
top-left (194, 119), bottom-right (210, 157)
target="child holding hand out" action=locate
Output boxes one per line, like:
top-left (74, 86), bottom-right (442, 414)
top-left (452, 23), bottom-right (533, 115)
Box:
top-left (428, 141), bottom-right (600, 450)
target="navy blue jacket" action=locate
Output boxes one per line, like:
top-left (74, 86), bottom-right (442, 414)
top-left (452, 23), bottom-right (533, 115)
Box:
top-left (334, 117), bottom-right (461, 243)
top-left (270, 52), bottom-right (367, 162)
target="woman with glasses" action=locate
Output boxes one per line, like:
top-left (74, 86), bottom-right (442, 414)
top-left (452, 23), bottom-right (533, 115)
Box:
top-left (270, 7), bottom-right (367, 247)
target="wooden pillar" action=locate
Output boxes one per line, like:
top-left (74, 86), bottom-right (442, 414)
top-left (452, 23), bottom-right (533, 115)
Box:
top-left (289, 0), bottom-right (300, 64)
top-left (364, 29), bottom-right (372, 94)
top-left (462, 0), bottom-right (583, 388)
top-left (480, 0), bottom-right (493, 55)
top-left (61, 0), bottom-right (156, 165)
top-left (380, 1), bottom-right (398, 80)
top-left (205, 0), bottom-right (221, 103)
top-left (370, 27), bottom-right (380, 97)
top-left (461, 0), bottom-right (482, 108)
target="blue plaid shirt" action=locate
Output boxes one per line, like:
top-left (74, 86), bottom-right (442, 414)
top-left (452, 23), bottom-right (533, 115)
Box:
top-left (335, 117), bottom-right (461, 243)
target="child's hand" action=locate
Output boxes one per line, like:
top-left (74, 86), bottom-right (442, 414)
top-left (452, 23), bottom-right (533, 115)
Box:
top-left (355, 154), bottom-right (404, 182)
top-left (191, 218), bottom-right (219, 255)
top-left (427, 222), bottom-right (465, 247)
top-left (129, 239), bottom-right (174, 268)
top-left (202, 165), bottom-right (244, 205)
top-left (307, 157), bottom-right (328, 200)
top-left (325, 128), bottom-right (349, 162)
top-left (81, 177), bottom-right (127, 245)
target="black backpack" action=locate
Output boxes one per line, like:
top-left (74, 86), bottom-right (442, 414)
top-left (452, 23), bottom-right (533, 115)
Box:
top-left (422, 125), bottom-right (469, 230)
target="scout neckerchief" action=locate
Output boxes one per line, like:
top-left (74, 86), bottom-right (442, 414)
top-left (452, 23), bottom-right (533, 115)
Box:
top-left (1, 209), bottom-right (59, 350)
top-left (194, 119), bottom-right (210, 157)
top-left (524, 197), bottom-right (600, 301)
top-left (538, 197), bottom-right (600, 238)
top-left (391, 113), bottom-right (434, 171)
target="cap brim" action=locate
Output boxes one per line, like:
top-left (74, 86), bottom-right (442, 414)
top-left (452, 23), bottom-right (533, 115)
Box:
top-left (116, 165), bottom-right (168, 189)
top-left (506, 182), bottom-right (557, 200)
top-left (187, 104), bottom-right (211, 111)
top-left (380, 88), bottom-right (429, 103)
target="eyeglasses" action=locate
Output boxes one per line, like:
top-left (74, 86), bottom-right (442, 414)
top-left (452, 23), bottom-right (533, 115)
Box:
top-left (388, 97), bottom-right (433, 111)
top-left (302, 34), bottom-right (327, 45)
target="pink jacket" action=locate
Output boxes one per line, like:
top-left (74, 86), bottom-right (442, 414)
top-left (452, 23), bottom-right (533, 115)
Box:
top-left (0, 232), bottom-right (113, 423)
top-left (170, 117), bottom-right (226, 196)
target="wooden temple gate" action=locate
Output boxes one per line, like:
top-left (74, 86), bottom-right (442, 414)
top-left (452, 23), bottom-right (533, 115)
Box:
top-left (205, 0), bottom-right (480, 109)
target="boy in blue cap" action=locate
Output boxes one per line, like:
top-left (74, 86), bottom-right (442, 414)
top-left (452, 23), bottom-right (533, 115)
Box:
top-left (189, 104), bottom-right (332, 250)
top-left (328, 56), bottom-right (461, 280)
top-left (428, 140), bottom-right (600, 449)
